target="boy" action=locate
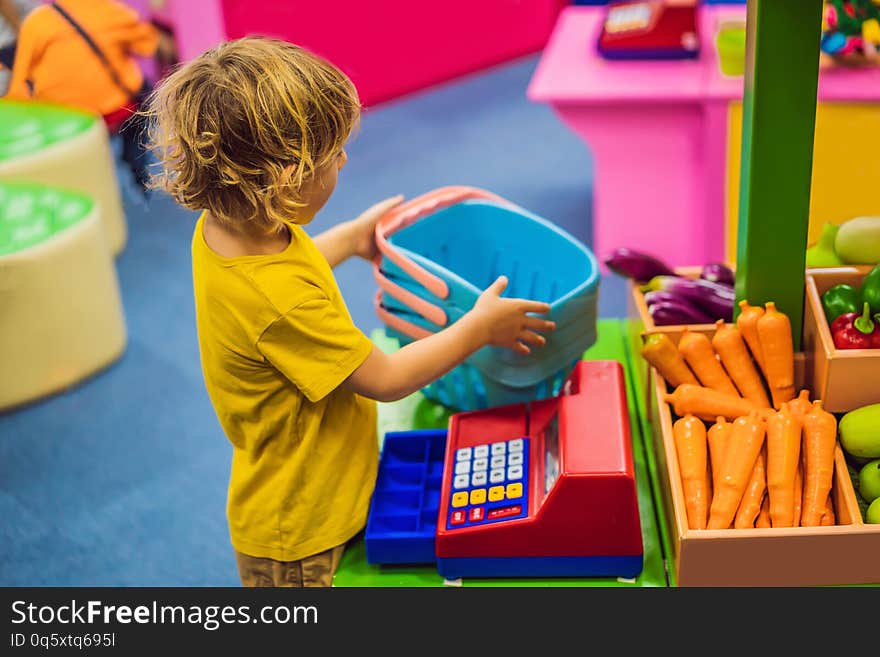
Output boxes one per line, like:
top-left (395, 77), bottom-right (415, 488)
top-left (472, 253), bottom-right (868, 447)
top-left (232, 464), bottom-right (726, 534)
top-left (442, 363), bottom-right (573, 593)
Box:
top-left (147, 37), bottom-right (555, 587)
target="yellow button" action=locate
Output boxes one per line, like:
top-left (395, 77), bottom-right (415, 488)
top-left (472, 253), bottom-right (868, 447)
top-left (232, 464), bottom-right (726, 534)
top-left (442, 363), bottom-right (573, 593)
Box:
top-left (452, 492), bottom-right (469, 508)
top-left (506, 483), bottom-right (523, 499)
top-left (488, 486), bottom-right (505, 502)
top-left (469, 488), bottom-right (486, 505)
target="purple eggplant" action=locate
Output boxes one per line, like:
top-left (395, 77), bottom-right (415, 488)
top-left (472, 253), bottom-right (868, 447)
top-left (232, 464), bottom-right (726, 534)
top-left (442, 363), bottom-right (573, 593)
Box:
top-left (604, 247), bottom-right (677, 282)
top-left (644, 291), bottom-right (714, 323)
top-left (642, 275), bottom-right (734, 321)
top-left (700, 262), bottom-right (736, 287)
top-left (650, 301), bottom-right (712, 326)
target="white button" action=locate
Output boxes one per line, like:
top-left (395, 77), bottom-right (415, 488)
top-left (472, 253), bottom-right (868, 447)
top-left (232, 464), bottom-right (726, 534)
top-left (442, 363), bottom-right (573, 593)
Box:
top-left (490, 455), bottom-right (506, 469)
top-left (453, 474), bottom-right (469, 490)
top-left (508, 439), bottom-right (524, 452)
top-left (454, 461), bottom-right (470, 475)
top-left (455, 448), bottom-right (472, 462)
top-left (507, 465), bottom-right (523, 480)
top-left (491, 442), bottom-right (506, 456)
top-left (490, 469), bottom-right (505, 484)
top-left (473, 458), bottom-right (488, 472)
top-left (471, 471), bottom-right (487, 486)
top-left (508, 452), bottom-right (523, 466)
top-left (474, 444), bottom-right (489, 458)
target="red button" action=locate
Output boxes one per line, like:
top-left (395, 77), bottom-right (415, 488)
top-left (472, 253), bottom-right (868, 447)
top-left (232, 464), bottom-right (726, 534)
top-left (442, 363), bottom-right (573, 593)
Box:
top-left (450, 510), bottom-right (466, 525)
top-left (469, 507), bottom-right (485, 522)
top-left (487, 505), bottom-right (522, 520)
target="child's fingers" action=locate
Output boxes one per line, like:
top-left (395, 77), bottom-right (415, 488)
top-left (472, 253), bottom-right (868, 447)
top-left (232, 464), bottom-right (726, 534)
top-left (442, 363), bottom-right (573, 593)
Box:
top-left (483, 276), bottom-right (509, 297)
top-left (518, 299), bottom-right (551, 315)
top-left (519, 330), bottom-right (547, 347)
top-left (513, 341), bottom-right (531, 355)
top-left (524, 317), bottom-right (555, 333)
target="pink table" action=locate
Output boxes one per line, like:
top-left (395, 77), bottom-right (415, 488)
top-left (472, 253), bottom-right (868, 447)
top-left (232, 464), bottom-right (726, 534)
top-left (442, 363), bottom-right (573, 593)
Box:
top-left (527, 5), bottom-right (880, 270)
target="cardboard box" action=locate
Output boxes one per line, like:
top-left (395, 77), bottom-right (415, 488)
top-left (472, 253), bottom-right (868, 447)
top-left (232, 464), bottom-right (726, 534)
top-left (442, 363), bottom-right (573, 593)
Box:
top-left (803, 266), bottom-right (880, 413)
top-left (648, 364), bottom-right (880, 587)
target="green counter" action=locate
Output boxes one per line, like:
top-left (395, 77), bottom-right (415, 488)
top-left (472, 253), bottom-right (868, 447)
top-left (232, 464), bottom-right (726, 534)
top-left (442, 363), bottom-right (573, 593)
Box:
top-left (333, 319), bottom-right (671, 587)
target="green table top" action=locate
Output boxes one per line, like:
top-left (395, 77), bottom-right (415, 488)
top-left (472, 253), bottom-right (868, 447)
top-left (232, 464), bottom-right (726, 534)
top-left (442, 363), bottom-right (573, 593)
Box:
top-left (333, 319), bottom-right (670, 587)
top-left (0, 180), bottom-right (94, 256)
top-left (0, 99), bottom-right (96, 162)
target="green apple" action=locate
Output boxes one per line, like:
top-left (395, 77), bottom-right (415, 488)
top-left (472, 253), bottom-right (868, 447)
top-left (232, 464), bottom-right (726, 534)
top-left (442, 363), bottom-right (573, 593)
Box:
top-left (839, 404), bottom-right (880, 459)
top-left (867, 498), bottom-right (880, 524)
top-left (859, 460), bottom-right (880, 502)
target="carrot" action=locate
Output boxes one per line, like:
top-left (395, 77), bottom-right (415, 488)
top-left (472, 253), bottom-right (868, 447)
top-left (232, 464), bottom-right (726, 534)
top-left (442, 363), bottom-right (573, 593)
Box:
top-left (766, 403), bottom-right (802, 528)
top-left (755, 494), bottom-right (772, 528)
top-left (640, 333), bottom-right (699, 387)
top-left (707, 416), bottom-right (732, 491)
top-left (788, 389), bottom-right (812, 421)
top-left (756, 302), bottom-right (795, 408)
top-left (800, 400), bottom-right (838, 527)
top-left (734, 447), bottom-right (766, 529)
top-left (678, 329), bottom-right (740, 397)
top-left (792, 460), bottom-right (804, 527)
top-left (673, 415), bottom-right (711, 530)
top-left (820, 496), bottom-right (835, 526)
top-left (708, 411), bottom-right (767, 529)
top-left (711, 320), bottom-right (771, 408)
top-left (736, 300), bottom-right (766, 375)
top-left (664, 384), bottom-right (759, 422)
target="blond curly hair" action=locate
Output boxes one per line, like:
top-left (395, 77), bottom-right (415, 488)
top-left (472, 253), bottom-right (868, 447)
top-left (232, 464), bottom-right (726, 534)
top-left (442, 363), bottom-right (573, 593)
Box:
top-left (146, 37), bottom-right (360, 232)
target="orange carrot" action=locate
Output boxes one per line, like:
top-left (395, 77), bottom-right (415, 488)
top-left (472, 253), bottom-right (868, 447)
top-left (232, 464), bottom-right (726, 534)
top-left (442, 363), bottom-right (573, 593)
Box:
top-left (756, 302), bottom-right (795, 408)
top-left (788, 389), bottom-right (812, 421)
top-left (800, 401), bottom-right (838, 527)
top-left (707, 416), bottom-right (732, 491)
top-left (673, 415), bottom-right (711, 530)
top-left (755, 495), bottom-right (771, 528)
top-left (678, 329), bottom-right (740, 397)
top-left (820, 496), bottom-right (835, 526)
top-left (766, 403), bottom-right (803, 528)
top-left (708, 411), bottom-right (767, 529)
top-left (641, 333), bottom-right (699, 388)
top-left (734, 447), bottom-right (766, 529)
top-left (664, 384), bottom-right (759, 422)
top-left (711, 320), bottom-right (771, 408)
top-left (736, 300), bottom-right (766, 376)
top-left (792, 460), bottom-right (804, 527)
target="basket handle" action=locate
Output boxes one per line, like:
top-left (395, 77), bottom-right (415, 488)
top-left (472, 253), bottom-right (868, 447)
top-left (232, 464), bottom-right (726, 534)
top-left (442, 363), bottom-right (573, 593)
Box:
top-left (374, 186), bottom-right (509, 300)
top-left (374, 291), bottom-right (434, 341)
top-left (373, 264), bottom-right (448, 327)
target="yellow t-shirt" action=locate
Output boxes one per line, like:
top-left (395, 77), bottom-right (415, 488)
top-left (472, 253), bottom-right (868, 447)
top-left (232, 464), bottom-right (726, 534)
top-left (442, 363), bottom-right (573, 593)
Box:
top-left (191, 212), bottom-right (378, 561)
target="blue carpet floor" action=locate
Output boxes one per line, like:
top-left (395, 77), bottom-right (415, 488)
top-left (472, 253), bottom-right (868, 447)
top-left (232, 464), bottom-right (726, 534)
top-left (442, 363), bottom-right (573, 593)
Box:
top-left (0, 55), bottom-right (630, 586)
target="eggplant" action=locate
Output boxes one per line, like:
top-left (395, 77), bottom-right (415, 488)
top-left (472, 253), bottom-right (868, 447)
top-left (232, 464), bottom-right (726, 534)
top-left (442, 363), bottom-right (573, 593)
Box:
top-left (604, 247), bottom-right (677, 282)
top-left (700, 262), bottom-right (735, 287)
top-left (650, 301), bottom-right (712, 326)
top-left (644, 291), bottom-right (714, 323)
top-left (642, 275), bottom-right (734, 321)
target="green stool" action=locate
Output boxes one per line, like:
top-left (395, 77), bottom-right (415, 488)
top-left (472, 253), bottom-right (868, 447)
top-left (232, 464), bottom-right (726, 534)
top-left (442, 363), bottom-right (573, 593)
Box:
top-left (0, 180), bottom-right (126, 410)
top-left (0, 100), bottom-right (127, 256)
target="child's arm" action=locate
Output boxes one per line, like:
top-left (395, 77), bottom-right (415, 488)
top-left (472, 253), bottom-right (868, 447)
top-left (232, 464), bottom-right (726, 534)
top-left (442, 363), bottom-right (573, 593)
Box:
top-left (312, 195), bottom-right (403, 267)
top-left (343, 276), bottom-right (555, 402)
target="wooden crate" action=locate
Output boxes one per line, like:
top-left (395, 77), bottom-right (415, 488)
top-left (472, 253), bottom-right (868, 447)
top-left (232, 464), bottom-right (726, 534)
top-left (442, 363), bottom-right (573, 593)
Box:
top-left (648, 366), bottom-right (880, 587)
top-left (803, 266), bottom-right (880, 413)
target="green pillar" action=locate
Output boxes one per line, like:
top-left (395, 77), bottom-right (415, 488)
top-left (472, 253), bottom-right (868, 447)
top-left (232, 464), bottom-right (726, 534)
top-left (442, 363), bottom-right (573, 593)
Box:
top-left (735, 0), bottom-right (823, 351)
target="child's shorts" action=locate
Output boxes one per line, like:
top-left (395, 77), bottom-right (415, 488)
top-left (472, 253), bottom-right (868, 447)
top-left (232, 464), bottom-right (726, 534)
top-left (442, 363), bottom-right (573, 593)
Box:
top-left (235, 543), bottom-right (346, 588)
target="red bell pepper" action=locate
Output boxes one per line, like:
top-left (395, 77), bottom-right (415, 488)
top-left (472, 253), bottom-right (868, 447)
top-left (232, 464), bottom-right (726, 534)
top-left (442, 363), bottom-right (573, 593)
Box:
top-left (831, 302), bottom-right (880, 349)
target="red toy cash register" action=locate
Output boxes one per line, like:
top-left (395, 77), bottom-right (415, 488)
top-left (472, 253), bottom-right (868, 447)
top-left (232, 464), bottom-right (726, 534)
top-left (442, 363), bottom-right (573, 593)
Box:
top-left (597, 0), bottom-right (700, 60)
top-left (435, 360), bottom-right (643, 579)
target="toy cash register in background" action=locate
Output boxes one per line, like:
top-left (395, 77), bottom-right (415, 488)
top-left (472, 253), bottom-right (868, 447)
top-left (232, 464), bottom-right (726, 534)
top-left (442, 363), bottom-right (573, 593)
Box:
top-left (597, 0), bottom-right (700, 60)
top-left (364, 361), bottom-right (644, 580)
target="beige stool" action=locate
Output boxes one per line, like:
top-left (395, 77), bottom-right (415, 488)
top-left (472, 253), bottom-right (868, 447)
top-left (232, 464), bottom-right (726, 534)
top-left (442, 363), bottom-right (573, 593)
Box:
top-left (0, 181), bottom-right (127, 411)
top-left (0, 100), bottom-right (127, 256)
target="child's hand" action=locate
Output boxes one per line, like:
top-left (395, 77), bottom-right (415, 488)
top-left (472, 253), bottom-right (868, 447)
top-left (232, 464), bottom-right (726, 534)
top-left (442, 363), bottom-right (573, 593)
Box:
top-left (471, 276), bottom-right (555, 355)
top-left (351, 194), bottom-right (405, 260)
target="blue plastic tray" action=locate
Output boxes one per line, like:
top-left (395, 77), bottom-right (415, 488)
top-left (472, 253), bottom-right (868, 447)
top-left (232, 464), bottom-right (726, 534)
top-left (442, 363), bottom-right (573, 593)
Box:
top-left (364, 429), bottom-right (447, 565)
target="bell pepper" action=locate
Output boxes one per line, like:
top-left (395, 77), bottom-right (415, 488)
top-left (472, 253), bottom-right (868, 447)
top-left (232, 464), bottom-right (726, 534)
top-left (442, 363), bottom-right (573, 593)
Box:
top-left (822, 283), bottom-right (862, 324)
top-left (863, 263), bottom-right (880, 315)
top-left (831, 302), bottom-right (880, 349)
